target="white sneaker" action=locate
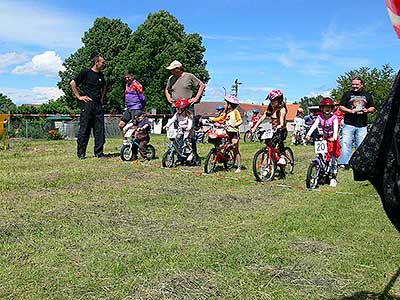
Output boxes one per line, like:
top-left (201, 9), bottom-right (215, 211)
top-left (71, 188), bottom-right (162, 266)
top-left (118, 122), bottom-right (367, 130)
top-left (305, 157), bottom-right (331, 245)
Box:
top-left (329, 179), bottom-right (337, 187)
top-left (123, 140), bottom-right (129, 145)
top-left (187, 153), bottom-right (193, 161)
top-left (277, 155), bottom-right (286, 165)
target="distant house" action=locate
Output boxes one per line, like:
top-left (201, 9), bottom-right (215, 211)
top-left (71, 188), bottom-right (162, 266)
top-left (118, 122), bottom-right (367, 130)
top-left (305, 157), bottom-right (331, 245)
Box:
top-left (195, 101), bottom-right (300, 122)
top-left (195, 101), bottom-right (300, 132)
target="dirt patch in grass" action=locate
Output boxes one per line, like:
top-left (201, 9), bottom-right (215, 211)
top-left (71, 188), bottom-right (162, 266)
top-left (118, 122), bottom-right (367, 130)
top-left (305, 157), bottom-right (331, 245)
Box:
top-left (133, 271), bottom-right (222, 300)
top-left (248, 261), bottom-right (351, 295)
top-left (292, 239), bottom-right (337, 255)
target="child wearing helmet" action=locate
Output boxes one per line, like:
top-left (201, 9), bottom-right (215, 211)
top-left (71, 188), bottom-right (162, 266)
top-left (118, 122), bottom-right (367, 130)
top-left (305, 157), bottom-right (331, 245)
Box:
top-left (133, 111), bottom-right (152, 160)
top-left (252, 89), bottom-right (288, 165)
top-left (292, 107), bottom-right (306, 145)
top-left (250, 109), bottom-right (261, 129)
top-left (306, 97), bottom-right (340, 187)
top-left (164, 98), bottom-right (194, 161)
top-left (212, 95), bottom-right (243, 173)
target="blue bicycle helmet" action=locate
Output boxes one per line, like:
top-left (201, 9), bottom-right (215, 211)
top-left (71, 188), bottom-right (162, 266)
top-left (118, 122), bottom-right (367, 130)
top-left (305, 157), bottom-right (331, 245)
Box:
top-left (216, 105), bottom-right (224, 111)
top-left (253, 109), bottom-right (260, 113)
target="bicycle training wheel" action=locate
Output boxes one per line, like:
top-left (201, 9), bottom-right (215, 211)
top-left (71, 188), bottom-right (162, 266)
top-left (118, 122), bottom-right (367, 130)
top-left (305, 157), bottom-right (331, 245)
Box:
top-left (306, 161), bottom-right (320, 189)
top-left (253, 148), bottom-right (275, 182)
top-left (204, 149), bottom-right (217, 174)
top-left (162, 149), bottom-right (175, 168)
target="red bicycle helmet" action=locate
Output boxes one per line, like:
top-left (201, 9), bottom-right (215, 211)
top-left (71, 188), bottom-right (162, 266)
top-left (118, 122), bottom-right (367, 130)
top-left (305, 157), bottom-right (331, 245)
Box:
top-left (319, 97), bottom-right (335, 107)
top-left (174, 98), bottom-right (190, 109)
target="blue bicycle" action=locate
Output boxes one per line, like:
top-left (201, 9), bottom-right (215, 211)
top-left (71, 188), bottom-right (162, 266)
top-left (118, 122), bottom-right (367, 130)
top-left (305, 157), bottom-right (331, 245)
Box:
top-left (120, 124), bottom-right (155, 161)
top-left (305, 140), bottom-right (333, 189)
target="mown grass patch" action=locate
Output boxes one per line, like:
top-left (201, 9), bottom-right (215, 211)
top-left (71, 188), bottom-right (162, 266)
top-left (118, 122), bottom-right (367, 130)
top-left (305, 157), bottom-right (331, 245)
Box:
top-left (1, 136), bottom-right (400, 300)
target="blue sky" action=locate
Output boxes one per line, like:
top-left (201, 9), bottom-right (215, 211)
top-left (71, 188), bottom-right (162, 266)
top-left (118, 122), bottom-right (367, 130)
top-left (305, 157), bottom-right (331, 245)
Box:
top-left (0, 0), bottom-right (399, 106)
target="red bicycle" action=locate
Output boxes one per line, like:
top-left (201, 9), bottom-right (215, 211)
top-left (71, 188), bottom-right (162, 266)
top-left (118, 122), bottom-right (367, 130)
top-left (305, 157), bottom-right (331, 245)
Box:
top-left (204, 127), bottom-right (236, 173)
top-left (253, 129), bottom-right (295, 182)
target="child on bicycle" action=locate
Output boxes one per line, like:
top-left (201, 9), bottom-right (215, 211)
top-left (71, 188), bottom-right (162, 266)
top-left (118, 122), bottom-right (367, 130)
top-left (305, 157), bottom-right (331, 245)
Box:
top-left (211, 95), bottom-right (243, 173)
top-left (132, 111), bottom-right (151, 160)
top-left (292, 107), bottom-right (306, 145)
top-left (252, 89), bottom-right (288, 165)
top-left (164, 98), bottom-right (194, 161)
top-left (305, 97), bottom-right (340, 187)
top-left (250, 109), bottom-right (261, 129)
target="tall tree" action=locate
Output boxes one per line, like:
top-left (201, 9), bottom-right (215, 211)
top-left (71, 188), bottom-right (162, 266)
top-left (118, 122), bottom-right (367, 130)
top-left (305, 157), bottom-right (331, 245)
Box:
top-left (111, 10), bottom-right (210, 113)
top-left (0, 93), bottom-right (17, 113)
top-left (58, 17), bottom-right (132, 111)
top-left (38, 96), bottom-right (79, 114)
top-left (331, 64), bottom-right (396, 112)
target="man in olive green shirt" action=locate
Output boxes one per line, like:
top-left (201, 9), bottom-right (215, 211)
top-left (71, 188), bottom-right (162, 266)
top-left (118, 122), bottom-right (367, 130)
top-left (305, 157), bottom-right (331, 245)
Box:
top-left (165, 60), bottom-right (206, 165)
top-left (165, 60), bottom-right (206, 115)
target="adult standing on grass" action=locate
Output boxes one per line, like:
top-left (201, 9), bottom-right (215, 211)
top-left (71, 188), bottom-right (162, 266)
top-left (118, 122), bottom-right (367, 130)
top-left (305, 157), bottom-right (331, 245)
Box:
top-left (338, 77), bottom-right (375, 169)
top-left (70, 55), bottom-right (107, 159)
top-left (165, 60), bottom-right (206, 163)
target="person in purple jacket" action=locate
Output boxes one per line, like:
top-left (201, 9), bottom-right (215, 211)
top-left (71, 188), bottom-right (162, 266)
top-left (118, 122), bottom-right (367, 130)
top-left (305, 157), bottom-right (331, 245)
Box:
top-left (118, 70), bottom-right (146, 145)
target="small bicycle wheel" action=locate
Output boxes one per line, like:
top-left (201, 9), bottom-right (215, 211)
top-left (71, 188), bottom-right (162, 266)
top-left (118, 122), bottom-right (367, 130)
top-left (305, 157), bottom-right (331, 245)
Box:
top-left (284, 147), bottom-right (295, 174)
top-left (306, 161), bottom-right (320, 189)
top-left (253, 148), bottom-right (275, 182)
top-left (204, 149), bottom-right (217, 174)
top-left (244, 130), bottom-right (253, 143)
top-left (120, 144), bottom-right (134, 161)
top-left (162, 148), bottom-right (175, 168)
top-left (223, 147), bottom-right (236, 170)
top-left (145, 144), bottom-right (156, 160)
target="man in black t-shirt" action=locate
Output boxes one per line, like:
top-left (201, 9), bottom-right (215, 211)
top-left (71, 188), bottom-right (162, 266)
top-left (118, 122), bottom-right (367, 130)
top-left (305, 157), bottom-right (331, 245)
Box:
top-left (70, 55), bottom-right (106, 159)
top-left (338, 77), bottom-right (376, 169)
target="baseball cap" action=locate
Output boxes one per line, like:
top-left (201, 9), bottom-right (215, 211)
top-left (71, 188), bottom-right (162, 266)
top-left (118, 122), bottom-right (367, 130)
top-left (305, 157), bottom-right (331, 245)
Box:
top-left (166, 60), bottom-right (183, 70)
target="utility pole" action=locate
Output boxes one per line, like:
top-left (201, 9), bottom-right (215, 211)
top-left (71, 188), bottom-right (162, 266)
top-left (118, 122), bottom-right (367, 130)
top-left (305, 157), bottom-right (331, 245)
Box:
top-left (231, 79), bottom-right (242, 97)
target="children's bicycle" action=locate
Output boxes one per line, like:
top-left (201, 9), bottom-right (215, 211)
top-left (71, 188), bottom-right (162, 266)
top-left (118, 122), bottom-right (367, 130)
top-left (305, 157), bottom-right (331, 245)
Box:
top-left (162, 128), bottom-right (200, 167)
top-left (120, 123), bottom-right (156, 161)
top-left (204, 127), bottom-right (236, 174)
top-left (252, 129), bottom-right (294, 182)
top-left (305, 140), bottom-right (334, 189)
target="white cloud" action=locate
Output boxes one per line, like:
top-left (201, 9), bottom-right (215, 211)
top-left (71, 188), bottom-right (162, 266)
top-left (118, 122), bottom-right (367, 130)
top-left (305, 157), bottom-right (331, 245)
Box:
top-left (0, 87), bottom-right (64, 106)
top-left (0, 1), bottom-right (89, 49)
top-left (307, 90), bottom-right (332, 98)
top-left (0, 52), bottom-right (29, 73)
top-left (12, 51), bottom-right (66, 77)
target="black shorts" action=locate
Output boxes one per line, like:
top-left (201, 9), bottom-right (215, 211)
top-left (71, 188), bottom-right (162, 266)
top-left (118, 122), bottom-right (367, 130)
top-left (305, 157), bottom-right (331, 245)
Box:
top-left (121, 109), bottom-right (142, 123)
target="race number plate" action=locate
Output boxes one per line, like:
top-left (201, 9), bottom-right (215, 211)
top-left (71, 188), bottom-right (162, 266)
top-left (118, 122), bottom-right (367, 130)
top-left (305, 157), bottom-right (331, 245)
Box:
top-left (314, 140), bottom-right (328, 154)
top-left (261, 129), bottom-right (274, 140)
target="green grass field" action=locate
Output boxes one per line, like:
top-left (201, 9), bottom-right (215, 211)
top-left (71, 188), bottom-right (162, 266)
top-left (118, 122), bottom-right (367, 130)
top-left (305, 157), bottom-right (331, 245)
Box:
top-left (1, 135), bottom-right (400, 300)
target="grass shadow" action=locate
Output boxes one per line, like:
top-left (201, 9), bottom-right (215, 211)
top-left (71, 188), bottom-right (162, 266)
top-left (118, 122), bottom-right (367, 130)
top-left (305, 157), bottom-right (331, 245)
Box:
top-left (333, 267), bottom-right (400, 300)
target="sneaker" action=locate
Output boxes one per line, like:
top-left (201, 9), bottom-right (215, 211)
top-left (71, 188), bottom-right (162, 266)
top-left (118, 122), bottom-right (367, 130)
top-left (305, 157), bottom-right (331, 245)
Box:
top-left (235, 168), bottom-right (242, 174)
top-left (78, 155), bottom-right (86, 160)
top-left (187, 153), bottom-right (193, 161)
top-left (95, 153), bottom-right (107, 159)
top-left (122, 140), bottom-right (129, 145)
top-left (277, 155), bottom-right (286, 165)
top-left (329, 178), bottom-right (337, 187)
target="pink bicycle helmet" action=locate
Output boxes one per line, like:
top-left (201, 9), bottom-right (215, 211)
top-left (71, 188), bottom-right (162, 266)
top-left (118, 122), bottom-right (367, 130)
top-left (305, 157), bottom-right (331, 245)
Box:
top-left (268, 89), bottom-right (283, 100)
top-left (224, 95), bottom-right (239, 105)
